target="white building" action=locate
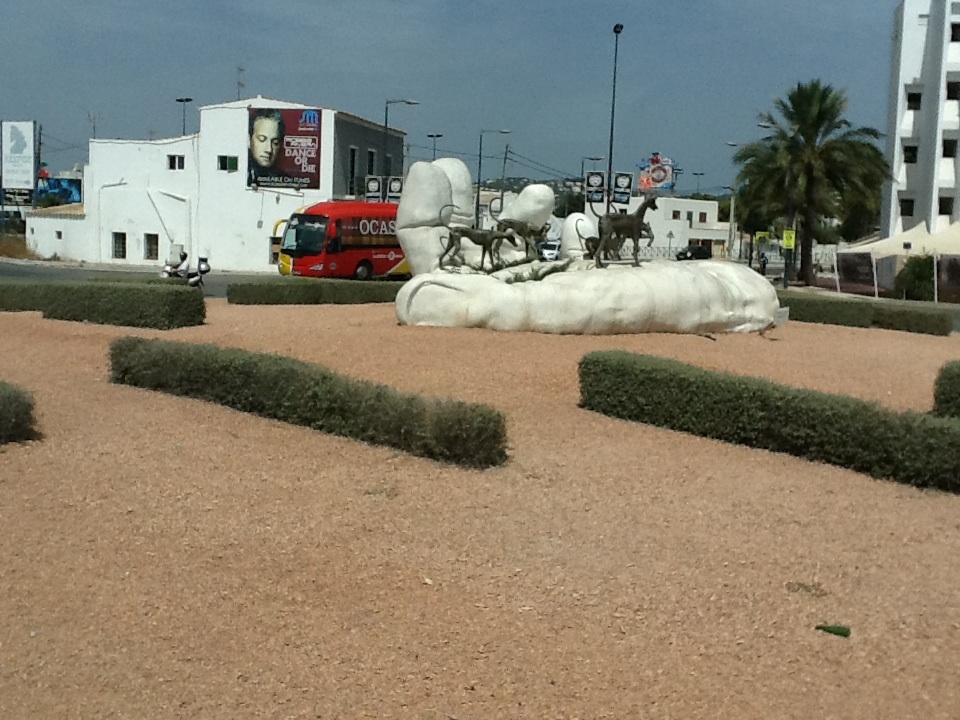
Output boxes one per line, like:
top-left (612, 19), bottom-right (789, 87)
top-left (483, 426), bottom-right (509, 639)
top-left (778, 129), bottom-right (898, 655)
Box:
top-left (881, 0), bottom-right (960, 237)
top-left (26, 96), bottom-right (406, 271)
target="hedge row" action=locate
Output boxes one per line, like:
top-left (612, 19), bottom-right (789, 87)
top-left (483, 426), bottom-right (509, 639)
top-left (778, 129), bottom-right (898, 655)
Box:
top-left (579, 350), bottom-right (960, 493)
top-left (0, 281), bottom-right (205, 329)
top-left (935, 361), bottom-right (960, 420)
top-left (777, 290), bottom-right (954, 336)
top-left (227, 278), bottom-right (405, 305)
top-left (109, 337), bottom-right (507, 468)
top-left (0, 381), bottom-right (37, 444)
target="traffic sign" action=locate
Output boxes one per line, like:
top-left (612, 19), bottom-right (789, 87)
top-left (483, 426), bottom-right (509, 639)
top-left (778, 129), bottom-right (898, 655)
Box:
top-left (782, 230), bottom-right (796, 250)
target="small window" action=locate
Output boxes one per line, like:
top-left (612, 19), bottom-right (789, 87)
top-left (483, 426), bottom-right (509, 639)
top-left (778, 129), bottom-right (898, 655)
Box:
top-left (903, 145), bottom-right (919, 163)
top-left (217, 155), bottom-right (239, 172)
top-left (55, 230), bottom-right (63, 240)
top-left (672, 210), bottom-right (681, 220)
top-left (907, 92), bottom-right (922, 110)
top-left (112, 232), bottom-right (127, 259)
top-left (948, 82), bottom-right (960, 101)
top-left (940, 196), bottom-right (954, 216)
top-left (167, 154), bottom-right (185, 170)
top-left (952, 23), bottom-right (960, 42)
top-left (944, 139), bottom-right (958, 158)
top-left (144, 233), bottom-right (159, 261)
top-left (366, 150), bottom-right (376, 176)
top-left (900, 198), bottom-right (915, 217)
top-left (699, 212), bottom-right (707, 223)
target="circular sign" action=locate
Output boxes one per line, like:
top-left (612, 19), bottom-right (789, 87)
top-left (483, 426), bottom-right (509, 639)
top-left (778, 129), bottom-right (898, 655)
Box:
top-left (366, 178), bottom-right (380, 192)
top-left (615, 175), bottom-right (630, 189)
top-left (650, 165), bottom-right (669, 184)
top-left (587, 174), bottom-right (603, 187)
top-left (389, 179), bottom-right (402, 192)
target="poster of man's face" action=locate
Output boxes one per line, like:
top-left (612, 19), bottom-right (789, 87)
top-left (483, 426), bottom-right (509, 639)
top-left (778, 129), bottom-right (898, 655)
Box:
top-left (247, 108), bottom-right (321, 190)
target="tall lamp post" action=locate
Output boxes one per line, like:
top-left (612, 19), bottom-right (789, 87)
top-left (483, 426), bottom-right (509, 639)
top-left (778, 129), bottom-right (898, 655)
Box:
top-left (581, 155), bottom-right (604, 181)
top-left (606, 23), bottom-right (624, 214)
top-left (476, 129), bottom-right (510, 227)
top-left (382, 99), bottom-right (419, 196)
top-left (692, 172), bottom-right (705, 194)
top-left (723, 184), bottom-right (738, 262)
top-left (427, 133), bottom-right (443, 160)
top-left (175, 97), bottom-right (193, 136)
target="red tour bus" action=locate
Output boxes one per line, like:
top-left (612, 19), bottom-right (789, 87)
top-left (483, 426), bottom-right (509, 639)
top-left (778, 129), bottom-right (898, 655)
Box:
top-left (277, 200), bottom-right (409, 280)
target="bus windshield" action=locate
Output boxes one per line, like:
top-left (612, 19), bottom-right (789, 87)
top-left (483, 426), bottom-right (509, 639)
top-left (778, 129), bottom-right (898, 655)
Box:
top-left (281, 215), bottom-right (328, 256)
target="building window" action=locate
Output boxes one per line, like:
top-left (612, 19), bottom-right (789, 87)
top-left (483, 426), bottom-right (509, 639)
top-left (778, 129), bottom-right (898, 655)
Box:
top-left (348, 146), bottom-right (358, 195)
top-left (906, 92), bottom-right (922, 110)
top-left (672, 210), bottom-right (681, 220)
top-left (366, 150), bottom-right (376, 176)
top-left (217, 155), bottom-right (238, 171)
top-left (144, 233), bottom-right (159, 261)
top-left (953, 23), bottom-right (960, 42)
top-left (940, 197), bottom-right (954, 216)
top-left (167, 154), bottom-right (185, 170)
top-left (903, 145), bottom-right (918, 163)
top-left (699, 212), bottom-right (707, 223)
top-left (112, 232), bottom-right (127, 259)
top-left (899, 199), bottom-right (914, 217)
top-left (948, 82), bottom-right (960, 101)
top-left (55, 230), bottom-right (63, 240)
top-left (944, 139), bottom-right (958, 158)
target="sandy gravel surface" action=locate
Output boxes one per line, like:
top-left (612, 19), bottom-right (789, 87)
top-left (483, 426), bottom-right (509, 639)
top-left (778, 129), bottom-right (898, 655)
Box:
top-left (2, 300), bottom-right (960, 719)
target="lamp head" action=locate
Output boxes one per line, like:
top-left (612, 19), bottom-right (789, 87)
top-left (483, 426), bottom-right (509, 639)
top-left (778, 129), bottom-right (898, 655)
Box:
top-left (613, 23), bottom-right (624, 34)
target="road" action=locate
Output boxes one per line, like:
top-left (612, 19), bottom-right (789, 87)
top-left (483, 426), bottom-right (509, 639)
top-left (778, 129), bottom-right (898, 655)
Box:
top-left (0, 259), bottom-right (278, 299)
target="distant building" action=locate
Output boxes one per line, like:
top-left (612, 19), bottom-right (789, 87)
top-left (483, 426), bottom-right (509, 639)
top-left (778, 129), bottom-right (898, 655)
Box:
top-left (881, 0), bottom-right (960, 237)
top-left (26, 96), bottom-right (406, 270)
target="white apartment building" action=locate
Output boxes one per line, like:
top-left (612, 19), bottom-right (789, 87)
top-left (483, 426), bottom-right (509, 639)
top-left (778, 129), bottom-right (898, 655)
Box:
top-left (881, 0), bottom-right (960, 237)
top-left (26, 96), bottom-right (406, 271)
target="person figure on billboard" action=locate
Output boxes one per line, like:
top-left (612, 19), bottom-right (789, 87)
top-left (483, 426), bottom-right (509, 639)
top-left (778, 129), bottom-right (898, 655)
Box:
top-left (247, 109), bottom-right (285, 185)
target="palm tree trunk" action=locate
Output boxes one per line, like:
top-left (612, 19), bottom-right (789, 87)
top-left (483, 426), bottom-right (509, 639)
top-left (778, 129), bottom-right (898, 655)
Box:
top-left (800, 171), bottom-right (816, 285)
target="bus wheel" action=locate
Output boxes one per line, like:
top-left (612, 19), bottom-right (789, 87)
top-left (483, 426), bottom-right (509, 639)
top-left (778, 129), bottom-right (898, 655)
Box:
top-left (353, 261), bottom-right (373, 280)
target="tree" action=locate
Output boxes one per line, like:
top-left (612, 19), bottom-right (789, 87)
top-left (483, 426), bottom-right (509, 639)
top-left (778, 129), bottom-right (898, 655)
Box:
top-left (733, 80), bottom-right (889, 284)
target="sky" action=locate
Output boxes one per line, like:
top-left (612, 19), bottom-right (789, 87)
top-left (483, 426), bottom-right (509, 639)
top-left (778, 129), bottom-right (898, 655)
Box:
top-left (4, 0), bottom-right (905, 195)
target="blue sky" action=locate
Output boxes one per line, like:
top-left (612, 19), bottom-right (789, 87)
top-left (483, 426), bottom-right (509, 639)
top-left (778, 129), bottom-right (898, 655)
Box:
top-left (5, 0), bottom-right (903, 194)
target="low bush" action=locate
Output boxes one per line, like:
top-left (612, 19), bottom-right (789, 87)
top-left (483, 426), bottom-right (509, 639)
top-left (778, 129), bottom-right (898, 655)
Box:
top-left (894, 255), bottom-right (935, 302)
top-left (0, 381), bottom-right (37, 444)
top-left (90, 275), bottom-right (190, 286)
top-left (0, 281), bottom-right (205, 329)
top-left (579, 350), bottom-right (960, 493)
top-left (227, 278), bottom-right (405, 305)
top-left (777, 290), bottom-right (953, 336)
top-left (109, 337), bottom-right (507, 468)
top-left (934, 361), bottom-right (960, 420)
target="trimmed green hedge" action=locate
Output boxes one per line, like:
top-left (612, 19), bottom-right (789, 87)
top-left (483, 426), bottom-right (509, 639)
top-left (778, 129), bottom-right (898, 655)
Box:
top-left (0, 281), bottom-right (205, 329)
top-left (777, 290), bottom-right (954, 336)
top-left (227, 278), bottom-right (405, 305)
top-left (579, 350), bottom-right (960, 493)
top-left (0, 381), bottom-right (37, 444)
top-left (109, 337), bottom-right (507, 468)
top-left (934, 361), bottom-right (960, 420)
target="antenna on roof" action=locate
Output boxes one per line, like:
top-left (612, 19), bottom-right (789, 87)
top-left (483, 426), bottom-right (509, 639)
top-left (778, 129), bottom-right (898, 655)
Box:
top-left (237, 66), bottom-right (246, 101)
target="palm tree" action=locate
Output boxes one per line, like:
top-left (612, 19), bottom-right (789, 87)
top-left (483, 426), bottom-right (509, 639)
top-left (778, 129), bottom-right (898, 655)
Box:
top-left (733, 81), bottom-right (889, 285)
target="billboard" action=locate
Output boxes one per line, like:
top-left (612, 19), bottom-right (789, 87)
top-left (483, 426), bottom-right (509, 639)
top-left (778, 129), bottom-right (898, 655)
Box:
top-left (612, 172), bottom-right (633, 205)
top-left (1, 121), bottom-right (37, 191)
top-left (584, 170), bottom-right (605, 204)
top-left (247, 108), bottom-right (320, 190)
top-left (37, 177), bottom-right (82, 204)
top-left (637, 152), bottom-right (676, 191)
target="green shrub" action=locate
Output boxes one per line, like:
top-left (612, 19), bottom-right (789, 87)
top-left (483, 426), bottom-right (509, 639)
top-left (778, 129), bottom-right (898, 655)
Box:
top-left (109, 337), bottom-right (507, 468)
top-left (579, 351), bottom-right (960, 493)
top-left (0, 281), bottom-right (205, 329)
top-left (777, 290), bottom-right (953, 336)
top-left (90, 275), bottom-right (190, 286)
top-left (934, 361), bottom-right (960, 420)
top-left (227, 278), bottom-right (405, 305)
top-left (894, 255), bottom-right (935, 302)
top-left (0, 381), bottom-right (37, 444)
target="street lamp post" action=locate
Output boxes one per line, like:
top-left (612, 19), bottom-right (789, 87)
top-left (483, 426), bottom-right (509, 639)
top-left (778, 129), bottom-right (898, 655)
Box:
top-left (692, 172), bottom-right (705, 194)
top-left (382, 99), bottom-right (419, 197)
top-left (606, 23), bottom-right (624, 214)
top-left (723, 185), bottom-right (738, 263)
top-left (175, 97), bottom-right (193, 136)
top-left (427, 133), bottom-right (443, 160)
top-left (581, 155), bottom-right (604, 182)
top-left (476, 129), bottom-right (510, 228)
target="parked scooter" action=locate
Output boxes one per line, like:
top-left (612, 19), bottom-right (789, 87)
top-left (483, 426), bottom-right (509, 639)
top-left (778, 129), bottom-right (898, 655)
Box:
top-left (161, 251), bottom-right (211, 288)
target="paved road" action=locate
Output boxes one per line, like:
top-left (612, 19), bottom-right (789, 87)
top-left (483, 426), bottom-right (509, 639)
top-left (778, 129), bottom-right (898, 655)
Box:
top-left (0, 259), bottom-right (278, 299)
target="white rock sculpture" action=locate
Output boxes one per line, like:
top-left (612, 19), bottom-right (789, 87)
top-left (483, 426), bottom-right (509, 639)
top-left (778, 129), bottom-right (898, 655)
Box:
top-left (559, 212), bottom-right (596, 259)
top-left (394, 158), bottom-right (781, 335)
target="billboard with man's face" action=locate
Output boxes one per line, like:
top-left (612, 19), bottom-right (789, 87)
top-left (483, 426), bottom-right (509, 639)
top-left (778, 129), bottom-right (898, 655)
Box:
top-left (247, 108), bottom-right (321, 190)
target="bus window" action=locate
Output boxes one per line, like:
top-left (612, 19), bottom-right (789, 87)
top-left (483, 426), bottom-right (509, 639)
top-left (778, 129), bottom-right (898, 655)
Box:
top-left (281, 215), bottom-right (328, 256)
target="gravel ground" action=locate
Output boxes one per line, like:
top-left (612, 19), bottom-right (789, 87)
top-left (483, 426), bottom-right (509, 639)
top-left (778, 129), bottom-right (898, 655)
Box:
top-left (1, 300), bottom-right (960, 719)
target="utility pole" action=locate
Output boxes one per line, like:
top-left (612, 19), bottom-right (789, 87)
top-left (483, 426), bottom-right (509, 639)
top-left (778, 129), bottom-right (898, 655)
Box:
top-left (237, 66), bottom-right (245, 100)
top-left (88, 112), bottom-right (98, 139)
top-left (498, 144), bottom-right (510, 218)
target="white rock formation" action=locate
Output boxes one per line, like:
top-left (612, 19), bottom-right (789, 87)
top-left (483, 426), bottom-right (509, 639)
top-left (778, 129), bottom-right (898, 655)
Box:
top-left (394, 158), bottom-right (780, 335)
